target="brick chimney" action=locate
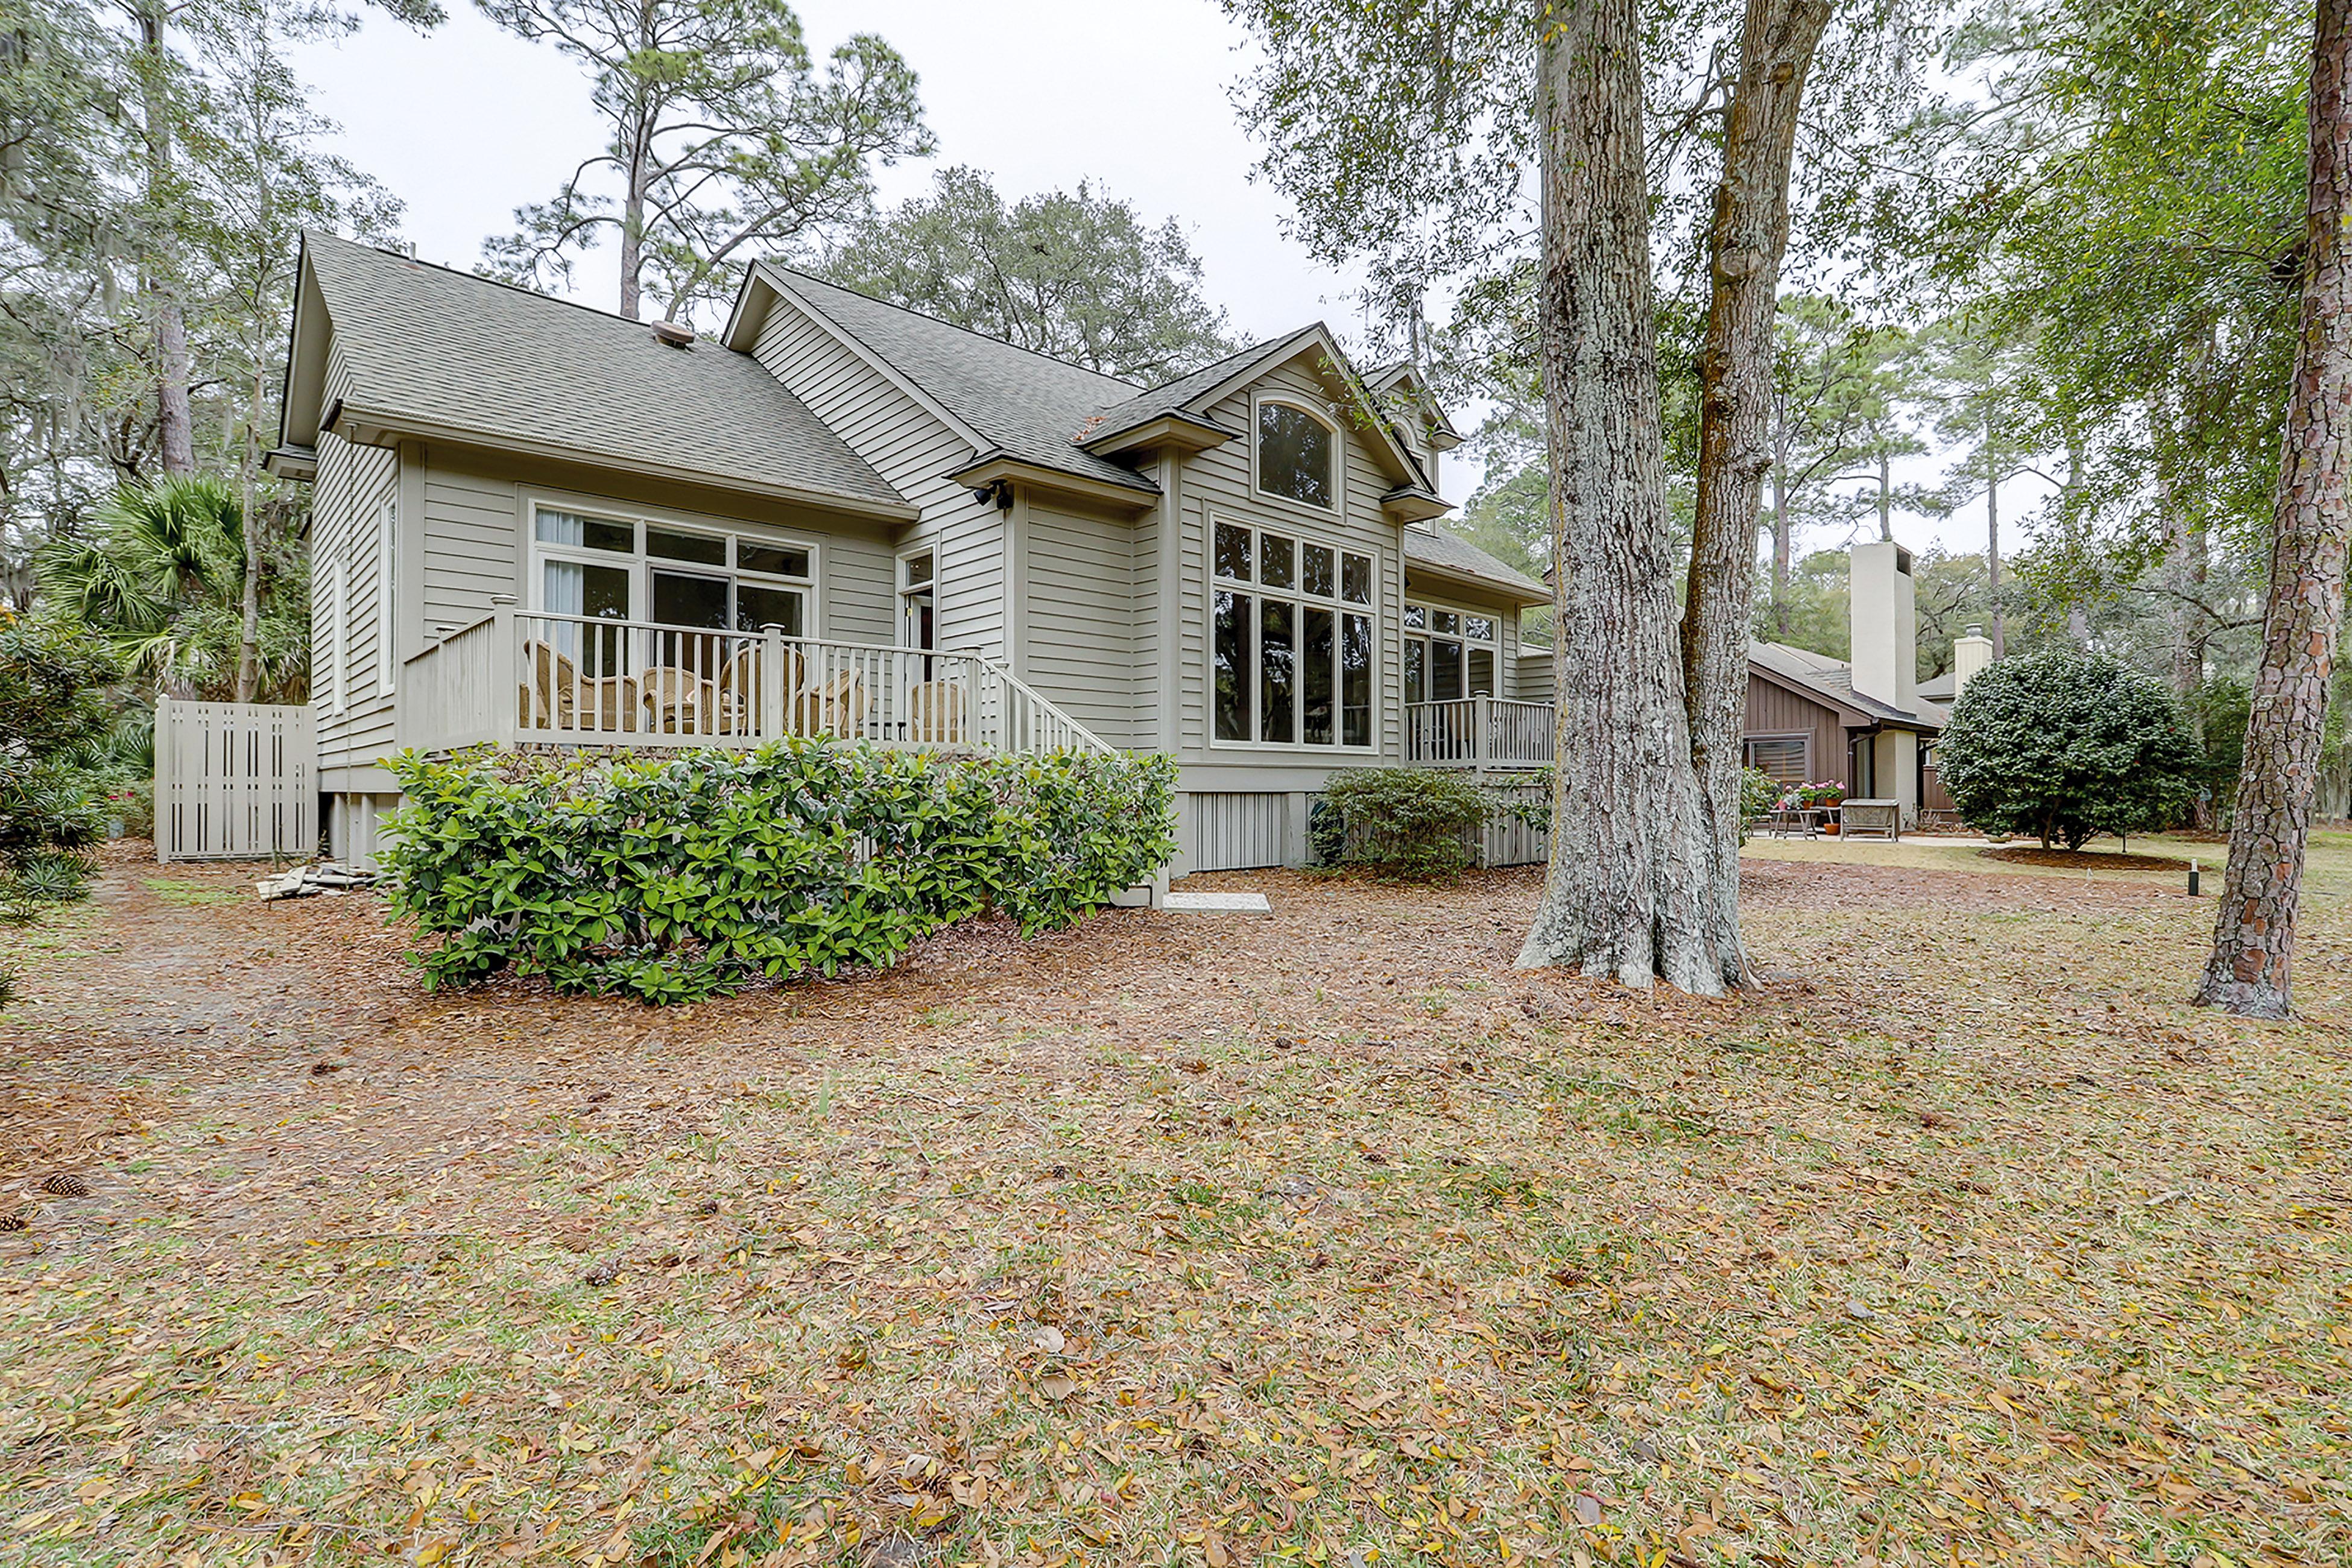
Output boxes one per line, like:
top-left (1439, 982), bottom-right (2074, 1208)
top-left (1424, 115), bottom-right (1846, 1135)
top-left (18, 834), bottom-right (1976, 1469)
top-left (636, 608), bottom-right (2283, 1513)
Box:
top-left (1849, 540), bottom-right (1916, 711)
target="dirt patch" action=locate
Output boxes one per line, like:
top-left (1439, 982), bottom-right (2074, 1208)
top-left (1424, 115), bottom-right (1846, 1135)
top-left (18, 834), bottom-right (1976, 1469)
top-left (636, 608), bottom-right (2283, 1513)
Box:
top-left (1977, 845), bottom-right (2198, 872)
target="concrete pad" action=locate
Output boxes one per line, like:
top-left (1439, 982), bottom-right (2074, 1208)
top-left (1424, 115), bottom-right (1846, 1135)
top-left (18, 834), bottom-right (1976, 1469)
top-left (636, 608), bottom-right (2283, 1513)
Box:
top-left (1162, 891), bottom-right (1272, 914)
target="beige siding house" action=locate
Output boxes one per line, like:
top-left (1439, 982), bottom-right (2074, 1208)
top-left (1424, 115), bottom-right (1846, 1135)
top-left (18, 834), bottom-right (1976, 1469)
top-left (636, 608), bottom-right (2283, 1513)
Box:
top-left (271, 233), bottom-right (1549, 873)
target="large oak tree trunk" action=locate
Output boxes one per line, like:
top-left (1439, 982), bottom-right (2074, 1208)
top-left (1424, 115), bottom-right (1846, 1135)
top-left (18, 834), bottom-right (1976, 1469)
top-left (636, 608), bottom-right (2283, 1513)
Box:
top-left (1517, 0), bottom-right (1719, 993)
top-left (2196, 0), bottom-right (2352, 1019)
top-left (1682, 0), bottom-right (1833, 990)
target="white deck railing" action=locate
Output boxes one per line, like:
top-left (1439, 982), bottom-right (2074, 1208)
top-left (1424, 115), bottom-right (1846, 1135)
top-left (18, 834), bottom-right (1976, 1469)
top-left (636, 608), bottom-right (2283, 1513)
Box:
top-left (1405, 695), bottom-right (1555, 771)
top-left (400, 609), bottom-right (1110, 757)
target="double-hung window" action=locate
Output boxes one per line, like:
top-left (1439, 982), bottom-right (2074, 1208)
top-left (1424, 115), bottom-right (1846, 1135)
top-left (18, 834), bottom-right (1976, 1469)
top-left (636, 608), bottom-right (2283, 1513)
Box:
top-left (1402, 602), bottom-right (1498, 703)
top-left (1212, 519), bottom-right (1374, 748)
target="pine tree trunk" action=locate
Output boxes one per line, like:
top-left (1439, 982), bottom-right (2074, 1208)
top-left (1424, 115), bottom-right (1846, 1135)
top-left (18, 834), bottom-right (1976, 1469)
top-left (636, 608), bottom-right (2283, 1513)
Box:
top-left (1985, 421), bottom-right (2005, 659)
top-left (136, 4), bottom-right (194, 476)
top-left (236, 354), bottom-right (264, 704)
top-left (1771, 463), bottom-right (1791, 636)
top-left (619, 192), bottom-right (643, 321)
top-left (1517, 0), bottom-right (1718, 993)
top-left (2197, 0), bottom-right (2352, 1019)
top-left (1681, 0), bottom-right (1832, 990)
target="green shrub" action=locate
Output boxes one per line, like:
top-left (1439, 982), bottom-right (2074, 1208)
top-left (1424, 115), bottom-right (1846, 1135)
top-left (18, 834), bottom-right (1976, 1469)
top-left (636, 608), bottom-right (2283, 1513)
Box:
top-left (1318, 768), bottom-right (1494, 878)
top-left (5, 848), bottom-right (94, 904)
top-left (1938, 648), bottom-right (2199, 849)
top-left (1738, 766), bottom-right (1777, 844)
top-left (0, 621), bottom-right (118, 905)
top-left (381, 741), bottom-right (1178, 1003)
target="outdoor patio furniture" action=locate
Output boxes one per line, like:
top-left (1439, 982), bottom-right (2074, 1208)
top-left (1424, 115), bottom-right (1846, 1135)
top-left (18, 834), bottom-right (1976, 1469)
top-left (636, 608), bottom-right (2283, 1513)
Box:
top-left (1840, 798), bottom-right (1902, 840)
top-left (791, 669), bottom-right (870, 738)
top-left (639, 665), bottom-right (721, 735)
top-left (716, 642), bottom-right (804, 736)
top-left (517, 639), bottom-right (640, 733)
top-left (903, 679), bottom-right (967, 744)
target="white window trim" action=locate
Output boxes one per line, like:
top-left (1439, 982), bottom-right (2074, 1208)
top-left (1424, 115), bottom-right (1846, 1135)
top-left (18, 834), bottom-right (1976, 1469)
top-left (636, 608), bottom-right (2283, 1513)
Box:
top-left (1206, 511), bottom-right (1379, 754)
top-left (375, 499), bottom-right (397, 696)
top-left (1403, 596), bottom-right (1504, 702)
top-left (896, 544), bottom-right (938, 650)
top-left (522, 497), bottom-right (819, 637)
top-left (1250, 391), bottom-right (1344, 517)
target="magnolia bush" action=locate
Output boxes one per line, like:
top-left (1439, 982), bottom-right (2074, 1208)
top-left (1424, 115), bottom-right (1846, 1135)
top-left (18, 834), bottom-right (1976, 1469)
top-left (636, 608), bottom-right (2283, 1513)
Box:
top-left (1937, 650), bottom-right (2198, 849)
top-left (382, 742), bottom-right (1178, 1003)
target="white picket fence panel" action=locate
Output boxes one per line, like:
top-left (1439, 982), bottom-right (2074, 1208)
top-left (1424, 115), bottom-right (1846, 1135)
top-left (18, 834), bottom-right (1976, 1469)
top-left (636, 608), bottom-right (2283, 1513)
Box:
top-left (154, 698), bottom-right (318, 862)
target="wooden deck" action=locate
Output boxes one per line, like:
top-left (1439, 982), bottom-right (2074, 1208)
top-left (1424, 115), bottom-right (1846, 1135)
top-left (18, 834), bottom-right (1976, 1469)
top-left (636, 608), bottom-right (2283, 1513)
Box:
top-left (399, 610), bottom-right (1110, 757)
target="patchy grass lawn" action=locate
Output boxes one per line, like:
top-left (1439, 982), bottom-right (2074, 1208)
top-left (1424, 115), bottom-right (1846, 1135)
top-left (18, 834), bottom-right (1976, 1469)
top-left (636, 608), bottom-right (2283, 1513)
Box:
top-left (1, 837), bottom-right (2347, 1568)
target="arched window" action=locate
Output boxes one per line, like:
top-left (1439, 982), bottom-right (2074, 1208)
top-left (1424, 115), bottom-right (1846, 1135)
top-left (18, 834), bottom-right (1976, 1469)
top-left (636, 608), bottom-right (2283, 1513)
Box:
top-left (1256, 399), bottom-right (1336, 510)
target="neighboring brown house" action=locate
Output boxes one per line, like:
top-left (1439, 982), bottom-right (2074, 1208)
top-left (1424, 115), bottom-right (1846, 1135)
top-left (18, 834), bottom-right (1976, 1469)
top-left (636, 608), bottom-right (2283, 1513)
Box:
top-left (1740, 542), bottom-right (1951, 824)
top-left (1744, 639), bottom-right (1948, 816)
top-left (1516, 543), bottom-right (1966, 827)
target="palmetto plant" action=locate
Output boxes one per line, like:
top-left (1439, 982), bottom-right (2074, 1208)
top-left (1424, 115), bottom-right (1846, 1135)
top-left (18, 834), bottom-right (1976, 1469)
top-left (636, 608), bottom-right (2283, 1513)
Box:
top-left (37, 476), bottom-right (309, 703)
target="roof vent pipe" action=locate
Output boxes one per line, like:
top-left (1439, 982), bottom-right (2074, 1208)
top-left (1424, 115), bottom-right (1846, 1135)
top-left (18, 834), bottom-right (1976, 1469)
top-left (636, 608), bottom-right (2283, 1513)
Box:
top-left (650, 320), bottom-right (695, 348)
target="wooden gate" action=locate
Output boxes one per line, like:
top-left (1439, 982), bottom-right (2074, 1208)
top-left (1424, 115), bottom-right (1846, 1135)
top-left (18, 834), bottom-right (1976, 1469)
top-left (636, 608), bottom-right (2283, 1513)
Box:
top-left (154, 698), bottom-right (317, 862)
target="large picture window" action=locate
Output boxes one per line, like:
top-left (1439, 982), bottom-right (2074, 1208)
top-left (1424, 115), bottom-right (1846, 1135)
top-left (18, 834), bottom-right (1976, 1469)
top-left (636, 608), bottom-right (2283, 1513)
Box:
top-left (1256, 398), bottom-right (1336, 510)
top-left (1402, 601), bottom-right (1498, 703)
top-left (531, 505), bottom-right (814, 640)
top-left (1213, 519), bottom-right (1373, 748)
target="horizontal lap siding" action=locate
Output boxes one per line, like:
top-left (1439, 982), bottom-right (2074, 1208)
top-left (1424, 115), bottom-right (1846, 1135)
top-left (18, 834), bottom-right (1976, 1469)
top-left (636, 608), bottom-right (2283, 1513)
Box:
top-left (417, 449), bottom-right (899, 645)
top-left (1131, 487), bottom-right (1165, 752)
top-left (1514, 649), bottom-right (1555, 703)
top-left (1023, 501), bottom-right (1135, 750)
top-left (748, 298), bottom-right (1006, 660)
top-left (821, 532), bottom-right (893, 643)
top-left (422, 463), bottom-right (519, 634)
top-left (1177, 361), bottom-right (1408, 770)
top-left (314, 340), bottom-right (398, 772)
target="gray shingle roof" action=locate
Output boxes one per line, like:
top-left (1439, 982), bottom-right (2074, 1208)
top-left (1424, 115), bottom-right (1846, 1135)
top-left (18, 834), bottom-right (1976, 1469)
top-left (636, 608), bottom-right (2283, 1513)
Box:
top-left (303, 233), bottom-right (908, 513)
top-left (1083, 328), bottom-right (1321, 440)
top-left (757, 267), bottom-right (1161, 494)
top-left (1402, 528), bottom-right (1549, 603)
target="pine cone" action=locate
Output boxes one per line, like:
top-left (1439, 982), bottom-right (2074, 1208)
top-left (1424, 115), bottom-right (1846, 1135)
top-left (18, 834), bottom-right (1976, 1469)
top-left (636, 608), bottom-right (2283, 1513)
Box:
top-left (0, 1215), bottom-right (28, 1233)
top-left (39, 1174), bottom-right (89, 1198)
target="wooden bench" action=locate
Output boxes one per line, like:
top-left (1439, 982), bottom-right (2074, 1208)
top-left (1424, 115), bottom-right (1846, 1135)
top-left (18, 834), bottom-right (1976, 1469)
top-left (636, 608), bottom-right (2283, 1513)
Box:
top-left (1839, 798), bottom-right (1902, 841)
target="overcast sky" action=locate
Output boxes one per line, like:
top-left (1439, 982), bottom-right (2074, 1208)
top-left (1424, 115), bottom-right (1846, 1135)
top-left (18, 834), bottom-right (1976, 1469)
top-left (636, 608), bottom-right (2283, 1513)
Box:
top-left (286, 0), bottom-right (2012, 549)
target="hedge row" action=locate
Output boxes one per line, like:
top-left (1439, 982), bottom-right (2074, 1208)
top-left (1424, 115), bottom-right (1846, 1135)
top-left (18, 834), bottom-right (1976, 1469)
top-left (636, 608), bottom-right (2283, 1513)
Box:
top-left (381, 742), bottom-right (1178, 1003)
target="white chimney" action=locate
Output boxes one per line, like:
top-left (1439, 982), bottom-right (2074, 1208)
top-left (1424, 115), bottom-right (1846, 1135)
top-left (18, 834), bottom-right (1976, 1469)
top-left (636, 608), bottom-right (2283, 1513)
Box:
top-left (1849, 540), bottom-right (1917, 710)
top-left (1952, 624), bottom-right (1994, 698)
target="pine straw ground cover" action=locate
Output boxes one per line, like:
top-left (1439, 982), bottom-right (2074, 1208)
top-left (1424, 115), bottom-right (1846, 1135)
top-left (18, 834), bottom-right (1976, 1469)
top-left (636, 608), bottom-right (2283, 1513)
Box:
top-left (0, 835), bottom-right (2348, 1568)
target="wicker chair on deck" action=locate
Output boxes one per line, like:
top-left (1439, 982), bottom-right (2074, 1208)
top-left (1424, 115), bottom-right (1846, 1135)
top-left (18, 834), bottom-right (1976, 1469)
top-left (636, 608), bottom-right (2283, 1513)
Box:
top-left (903, 680), bottom-right (967, 745)
top-left (517, 639), bottom-right (640, 733)
top-left (791, 668), bottom-right (869, 739)
top-left (717, 642), bottom-right (803, 736)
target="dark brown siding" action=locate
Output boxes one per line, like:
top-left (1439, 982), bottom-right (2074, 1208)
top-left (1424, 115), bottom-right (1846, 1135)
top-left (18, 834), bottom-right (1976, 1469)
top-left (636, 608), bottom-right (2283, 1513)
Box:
top-left (1921, 744), bottom-right (1955, 814)
top-left (1743, 674), bottom-right (1850, 791)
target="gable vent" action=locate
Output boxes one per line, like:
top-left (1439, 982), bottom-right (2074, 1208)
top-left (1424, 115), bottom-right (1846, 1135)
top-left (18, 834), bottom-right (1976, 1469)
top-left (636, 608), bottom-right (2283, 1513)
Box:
top-left (650, 320), bottom-right (695, 348)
